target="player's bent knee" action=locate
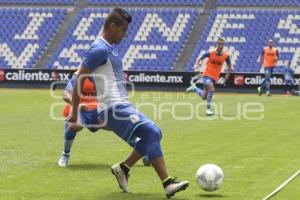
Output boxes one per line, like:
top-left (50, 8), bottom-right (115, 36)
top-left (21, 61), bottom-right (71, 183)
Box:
top-left (148, 124), bottom-right (162, 142)
top-left (133, 123), bottom-right (163, 159)
top-left (135, 122), bottom-right (162, 142)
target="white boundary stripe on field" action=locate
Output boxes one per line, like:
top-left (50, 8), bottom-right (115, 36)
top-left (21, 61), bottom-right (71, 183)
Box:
top-left (262, 169), bottom-right (300, 200)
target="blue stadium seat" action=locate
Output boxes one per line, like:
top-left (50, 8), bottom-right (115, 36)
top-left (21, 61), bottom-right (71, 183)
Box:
top-left (217, 0), bottom-right (300, 6)
top-left (0, 8), bottom-right (67, 69)
top-left (88, 0), bottom-right (204, 6)
top-left (48, 8), bottom-right (198, 71)
top-left (0, 0), bottom-right (74, 4)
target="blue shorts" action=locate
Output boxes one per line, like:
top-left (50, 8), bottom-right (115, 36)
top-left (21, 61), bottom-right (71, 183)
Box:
top-left (202, 76), bottom-right (215, 87)
top-left (80, 109), bottom-right (99, 132)
top-left (98, 103), bottom-right (151, 144)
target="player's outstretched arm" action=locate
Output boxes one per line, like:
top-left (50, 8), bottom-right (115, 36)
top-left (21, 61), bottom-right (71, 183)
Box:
top-left (193, 55), bottom-right (201, 72)
top-left (259, 49), bottom-right (264, 63)
top-left (224, 56), bottom-right (232, 82)
top-left (274, 49), bottom-right (279, 65)
top-left (225, 64), bottom-right (232, 82)
top-left (193, 52), bottom-right (209, 73)
top-left (193, 53), bottom-right (209, 73)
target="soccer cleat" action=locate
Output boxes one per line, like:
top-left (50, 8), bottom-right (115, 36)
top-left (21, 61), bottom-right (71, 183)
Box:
top-left (257, 87), bottom-right (262, 96)
top-left (206, 109), bottom-right (215, 116)
top-left (142, 155), bottom-right (151, 166)
top-left (164, 178), bottom-right (189, 199)
top-left (111, 164), bottom-right (129, 193)
top-left (185, 83), bottom-right (196, 93)
top-left (266, 91), bottom-right (271, 96)
top-left (58, 152), bottom-right (70, 167)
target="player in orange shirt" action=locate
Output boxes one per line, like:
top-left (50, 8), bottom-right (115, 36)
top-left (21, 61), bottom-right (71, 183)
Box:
top-left (257, 39), bottom-right (279, 96)
top-left (58, 71), bottom-right (102, 167)
top-left (186, 38), bottom-right (232, 116)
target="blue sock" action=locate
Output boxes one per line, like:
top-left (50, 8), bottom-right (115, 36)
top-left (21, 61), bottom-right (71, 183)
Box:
top-left (207, 92), bottom-right (214, 110)
top-left (265, 80), bottom-right (271, 92)
top-left (64, 128), bottom-right (77, 154)
top-left (195, 88), bottom-right (203, 97)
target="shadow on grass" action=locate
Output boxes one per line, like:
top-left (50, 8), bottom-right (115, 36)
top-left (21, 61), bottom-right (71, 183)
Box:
top-left (67, 163), bottom-right (111, 171)
top-left (197, 193), bottom-right (226, 198)
top-left (57, 161), bottom-right (153, 172)
top-left (104, 192), bottom-right (189, 200)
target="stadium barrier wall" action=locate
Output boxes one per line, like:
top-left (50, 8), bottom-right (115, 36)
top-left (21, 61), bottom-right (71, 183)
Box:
top-left (0, 69), bottom-right (299, 91)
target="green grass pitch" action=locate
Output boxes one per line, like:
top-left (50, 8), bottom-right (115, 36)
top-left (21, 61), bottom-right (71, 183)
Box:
top-left (0, 89), bottom-right (299, 200)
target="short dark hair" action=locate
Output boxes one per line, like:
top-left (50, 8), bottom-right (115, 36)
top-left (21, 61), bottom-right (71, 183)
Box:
top-left (104, 8), bottom-right (132, 29)
top-left (217, 37), bottom-right (225, 43)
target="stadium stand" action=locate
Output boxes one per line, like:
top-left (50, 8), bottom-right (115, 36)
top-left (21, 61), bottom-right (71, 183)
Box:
top-left (88, 0), bottom-right (205, 6)
top-left (0, 8), bottom-right (67, 68)
top-left (0, 0), bottom-right (299, 74)
top-left (186, 9), bottom-right (300, 73)
top-left (0, 8), bottom-right (67, 69)
top-left (0, 0), bottom-right (74, 4)
top-left (217, 0), bottom-right (300, 6)
top-left (48, 8), bottom-right (198, 71)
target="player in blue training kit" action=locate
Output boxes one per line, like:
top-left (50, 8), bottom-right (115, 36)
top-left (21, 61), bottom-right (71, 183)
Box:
top-left (58, 73), bottom-right (150, 167)
top-left (69, 8), bottom-right (188, 198)
top-left (284, 61), bottom-right (295, 96)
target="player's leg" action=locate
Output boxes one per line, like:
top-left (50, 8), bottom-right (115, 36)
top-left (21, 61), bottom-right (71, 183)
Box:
top-left (58, 121), bottom-right (82, 167)
top-left (259, 78), bottom-right (266, 91)
top-left (186, 82), bottom-right (203, 95)
top-left (134, 123), bottom-right (189, 198)
top-left (201, 87), bottom-right (208, 100)
top-left (206, 83), bottom-right (215, 116)
top-left (112, 122), bottom-right (189, 197)
top-left (285, 81), bottom-right (293, 96)
top-left (128, 137), bottom-right (151, 166)
top-left (265, 68), bottom-right (272, 96)
top-left (258, 69), bottom-right (268, 95)
top-left (111, 123), bottom-right (160, 193)
top-left (202, 77), bottom-right (215, 116)
top-left (284, 82), bottom-right (288, 94)
top-left (186, 76), bottom-right (208, 100)
top-left (288, 82), bottom-right (294, 95)
top-left (257, 82), bottom-right (263, 96)
top-left (265, 68), bottom-right (273, 96)
top-left (186, 75), bottom-right (203, 96)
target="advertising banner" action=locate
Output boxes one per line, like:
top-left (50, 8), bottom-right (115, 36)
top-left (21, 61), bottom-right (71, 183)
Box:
top-left (0, 69), bottom-right (299, 89)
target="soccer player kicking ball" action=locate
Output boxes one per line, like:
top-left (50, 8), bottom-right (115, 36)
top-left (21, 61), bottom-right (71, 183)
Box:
top-left (186, 38), bottom-right (232, 116)
top-left (58, 71), bottom-right (101, 167)
top-left (257, 39), bottom-right (279, 96)
top-left (68, 8), bottom-right (189, 198)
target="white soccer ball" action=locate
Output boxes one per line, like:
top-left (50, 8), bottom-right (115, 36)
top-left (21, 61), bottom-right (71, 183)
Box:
top-left (196, 164), bottom-right (224, 192)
